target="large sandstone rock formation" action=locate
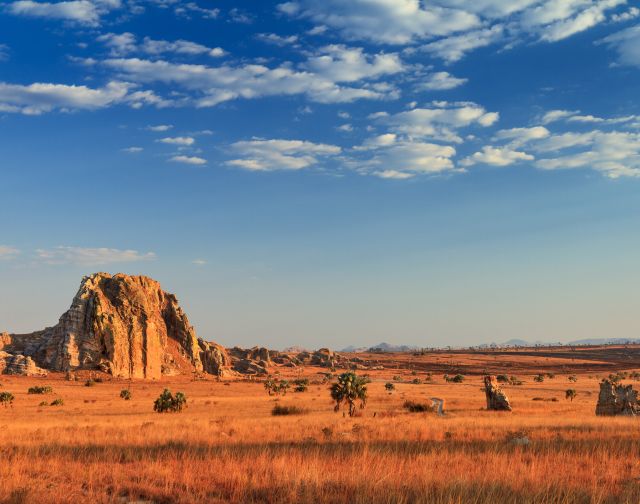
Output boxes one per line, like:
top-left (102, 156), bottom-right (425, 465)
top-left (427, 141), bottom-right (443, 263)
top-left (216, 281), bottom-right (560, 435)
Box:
top-left (1, 273), bottom-right (233, 379)
top-left (484, 375), bottom-right (512, 411)
top-left (596, 379), bottom-right (640, 416)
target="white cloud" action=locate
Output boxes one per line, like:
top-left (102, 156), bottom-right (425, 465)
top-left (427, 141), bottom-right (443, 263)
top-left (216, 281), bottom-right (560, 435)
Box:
top-left (352, 139), bottom-right (458, 179)
top-left (304, 45), bottom-right (404, 83)
top-left (374, 169), bottom-right (415, 179)
top-left (280, 0), bottom-right (480, 44)
top-left (146, 124), bottom-right (173, 132)
top-left (174, 2), bottom-right (219, 19)
top-left (461, 145), bottom-right (534, 167)
top-left (0, 80), bottom-right (131, 115)
top-left (192, 258), bottom-right (207, 265)
top-left (98, 32), bottom-right (225, 58)
top-left (0, 245), bottom-right (20, 260)
top-left (540, 109), bottom-right (579, 124)
top-left (6, 0), bottom-right (121, 25)
top-left (493, 126), bottom-right (550, 146)
top-left (158, 136), bottom-right (195, 146)
top-left (378, 101), bottom-right (499, 143)
top-left (337, 124), bottom-right (353, 132)
top-left (420, 25), bottom-right (503, 63)
top-left (0, 44), bottom-right (9, 62)
top-left (256, 33), bottom-right (299, 46)
top-left (227, 139), bottom-right (341, 171)
top-left (601, 25), bottom-right (640, 67)
top-left (103, 56), bottom-right (396, 106)
top-left (170, 155), bottom-right (206, 165)
top-left (36, 246), bottom-right (155, 265)
top-left (418, 71), bottom-right (468, 90)
top-left (534, 131), bottom-right (640, 178)
top-left (122, 146), bottom-right (143, 153)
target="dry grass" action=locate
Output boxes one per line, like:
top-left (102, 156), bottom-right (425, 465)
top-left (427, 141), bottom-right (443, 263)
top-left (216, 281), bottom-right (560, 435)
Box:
top-left (2, 356), bottom-right (640, 503)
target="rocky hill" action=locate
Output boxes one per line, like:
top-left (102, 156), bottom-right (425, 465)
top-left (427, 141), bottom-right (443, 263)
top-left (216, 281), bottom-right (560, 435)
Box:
top-left (0, 272), bottom-right (375, 379)
top-left (0, 273), bottom-right (232, 379)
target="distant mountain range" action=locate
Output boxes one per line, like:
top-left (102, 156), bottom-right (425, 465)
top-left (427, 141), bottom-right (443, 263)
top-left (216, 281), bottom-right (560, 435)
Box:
top-left (341, 342), bottom-right (419, 353)
top-left (339, 338), bottom-right (640, 353)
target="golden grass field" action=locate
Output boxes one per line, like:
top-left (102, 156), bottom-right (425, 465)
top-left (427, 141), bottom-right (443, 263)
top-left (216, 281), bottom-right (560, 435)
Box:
top-left (2, 347), bottom-right (640, 504)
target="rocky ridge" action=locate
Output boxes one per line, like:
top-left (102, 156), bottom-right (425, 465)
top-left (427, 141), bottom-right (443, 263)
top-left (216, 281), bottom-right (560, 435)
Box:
top-left (1, 273), bottom-right (368, 379)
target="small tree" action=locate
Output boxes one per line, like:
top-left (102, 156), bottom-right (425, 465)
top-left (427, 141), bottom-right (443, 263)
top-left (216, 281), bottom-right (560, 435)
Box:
top-left (565, 389), bottom-right (577, 401)
top-left (331, 372), bottom-right (369, 417)
top-left (0, 391), bottom-right (15, 407)
top-left (153, 389), bottom-right (187, 413)
top-left (385, 382), bottom-right (395, 392)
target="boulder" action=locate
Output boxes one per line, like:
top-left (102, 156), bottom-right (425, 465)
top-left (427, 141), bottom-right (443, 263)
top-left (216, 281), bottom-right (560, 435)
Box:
top-left (596, 379), bottom-right (640, 416)
top-left (484, 375), bottom-right (512, 411)
top-left (0, 351), bottom-right (47, 376)
top-left (199, 339), bottom-right (234, 377)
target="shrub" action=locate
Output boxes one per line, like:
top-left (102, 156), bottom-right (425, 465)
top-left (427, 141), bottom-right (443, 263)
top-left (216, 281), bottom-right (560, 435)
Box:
top-left (50, 398), bottom-right (64, 406)
top-left (565, 389), bottom-right (577, 401)
top-left (264, 378), bottom-right (291, 396)
top-left (384, 382), bottom-right (395, 391)
top-left (449, 374), bottom-right (465, 383)
top-left (293, 378), bottom-right (309, 393)
top-left (331, 372), bottom-right (369, 417)
top-left (393, 375), bottom-right (403, 382)
top-left (153, 389), bottom-right (187, 413)
top-left (0, 391), bottom-right (15, 407)
top-left (496, 375), bottom-right (509, 383)
top-left (271, 404), bottom-right (306, 416)
top-left (509, 376), bottom-right (523, 385)
top-left (120, 389), bottom-right (132, 400)
top-left (546, 372), bottom-right (556, 379)
top-left (38, 401), bottom-right (48, 407)
top-left (568, 375), bottom-right (578, 383)
top-left (412, 378), bottom-right (421, 385)
top-left (85, 380), bottom-right (96, 387)
top-left (534, 374), bottom-right (545, 383)
top-left (403, 400), bottom-right (434, 413)
top-left (28, 386), bottom-right (53, 395)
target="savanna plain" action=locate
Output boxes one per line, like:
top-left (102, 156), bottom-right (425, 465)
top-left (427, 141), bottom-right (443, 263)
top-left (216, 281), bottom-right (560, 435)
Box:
top-left (2, 346), bottom-right (640, 504)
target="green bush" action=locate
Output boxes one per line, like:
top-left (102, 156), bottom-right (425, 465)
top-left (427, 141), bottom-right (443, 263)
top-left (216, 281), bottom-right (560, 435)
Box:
top-left (496, 375), bottom-right (509, 383)
top-left (120, 389), bottom-right (132, 400)
top-left (403, 400), bottom-right (433, 413)
top-left (565, 389), bottom-right (577, 401)
top-left (0, 391), bottom-right (15, 407)
top-left (50, 398), bottom-right (64, 406)
top-left (293, 378), bottom-right (309, 393)
top-left (153, 389), bottom-right (187, 413)
top-left (534, 374), bottom-right (545, 383)
top-left (568, 375), bottom-right (578, 383)
top-left (271, 404), bottom-right (307, 416)
top-left (28, 386), bottom-right (53, 395)
top-left (384, 382), bottom-right (395, 391)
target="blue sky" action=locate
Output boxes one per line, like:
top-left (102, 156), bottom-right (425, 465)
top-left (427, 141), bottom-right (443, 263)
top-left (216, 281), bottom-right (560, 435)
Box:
top-left (1, 0), bottom-right (640, 349)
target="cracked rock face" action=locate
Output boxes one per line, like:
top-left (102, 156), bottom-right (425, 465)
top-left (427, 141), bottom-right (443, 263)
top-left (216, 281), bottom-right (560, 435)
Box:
top-left (484, 375), bottom-right (512, 411)
top-left (1, 273), bottom-right (230, 379)
top-left (596, 379), bottom-right (640, 416)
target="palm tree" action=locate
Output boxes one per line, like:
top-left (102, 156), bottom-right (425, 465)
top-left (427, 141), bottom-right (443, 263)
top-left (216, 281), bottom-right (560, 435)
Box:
top-left (330, 372), bottom-right (369, 417)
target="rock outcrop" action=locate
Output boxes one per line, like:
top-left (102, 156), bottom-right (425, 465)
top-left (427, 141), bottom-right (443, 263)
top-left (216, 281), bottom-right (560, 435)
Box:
top-left (0, 273), bottom-right (228, 379)
top-left (484, 375), bottom-right (512, 411)
top-left (596, 379), bottom-right (640, 416)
